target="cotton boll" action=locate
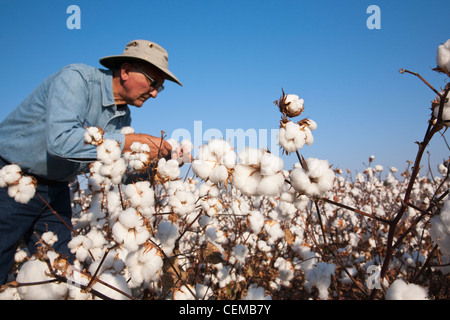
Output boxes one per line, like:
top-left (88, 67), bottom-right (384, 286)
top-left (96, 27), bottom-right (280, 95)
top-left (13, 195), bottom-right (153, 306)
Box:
top-left (173, 285), bottom-right (197, 300)
top-left (290, 158), bottom-right (335, 197)
top-left (430, 200), bottom-right (450, 256)
top-left (385, 279), bottom-right (428, 300)
top-left (232, 164), bottom-right (261, 196)
top-left (125, 247), bottom-right (163, 288)
top-left (436, 39), bottom-right (450, 73)
top-left (209, 164), bottom-right (229, 184)
top-left (278, 121), bottom-right (307, 153)
top-left (9, 176), bottom-right (36, 204)
top-left (155, 220), bottom-right (179, 255)
top-left (242, 285), bottom-right (272, 300)
top-left (124, 181), bottom-right (155, 211)
top-left (232, 244), bottom-right (249, 264)
top-left (41, 231), bottom-right (58, 247)
top-left (16, 257), bottom-right (68, 300)
top-left (157, 158), bottom-right (181, 181)
top-left (112, 208), bottom-right (150, 252)
top-left (91, 271), bottom-right (132, 300)
top-left (432, 92), bottom-right (450, 126)
top-left (284, 94), bottom-right (304, 117)
top-left (0, 164), bottom-right (22, 186)
top-left (84, 127), bottom-right (104, 145)
top-left (238, 147), bottom-right (263, 166)
top-left (260, 153), bottom-right (283, 176)
top-left (248, 210), bottom-right (265, 234)
top-left (257, 173), bottom-right (285, 196)
top-left (274, 257), bottom-right (294, 286)
top-left (275, 92), bottom-right (304, 118)
top-left (304, 262), bottom-right (336, 300)
top-left (97, 139), bottom-right (121, 165)
top-left (192, 140), bottom-right (236, 183)
top-left (68, 235), bottom-right (94, 262)
top-left (120, 126), bottom-right (135, 134)
top-left (192, 160), bottom-right (215, 180)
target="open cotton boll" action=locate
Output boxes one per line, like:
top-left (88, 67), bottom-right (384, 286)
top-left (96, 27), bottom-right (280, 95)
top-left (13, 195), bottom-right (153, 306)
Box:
top-left (275, 91), bottom-right (305, 118)
top-left (0, 164), bottom-right (22, 187)
top-left (432, 92), bottom-right (450, 127)
top-left (157, 158), bottom-right (181, 181)
top-left (41, 231), bottom-right (58, 247)
top-left (84, 127), bottom-right (104, 145)
top-left (274, 257), bottom-right (294, 286)
top-left (91, 271), bottom-right (132, 300)
top-left (124, 181), bottom-right (155, 210)
top-left (289, 158), bottom-right (335, 197)
top-left (120, 126), bottom-right (135, 134)
top-left (242, 285), bottom-right (272, 300)
top-left (112, 208), bottom-right (150, 252)
top-left (155, 220), bottom-right (179, 255)
top-left (232, 165), bottom-right (261, 196)
top-left (248, 210), bottom-right (265, 234)
top-left (436, 39), bottom-right (450, 73)
top-left (284, 94), bottom-right (304, 117)
top-left (260, 153), bottom-right (284, 176)
top-left (278, 121), bottom-right (307, 153)
top-left (237, 147), bottom-right (263, 166)
top-left (168, 190), bottom-right (196, 216)
top-left (8, 176), bottom-right (36, 204)
top-left (257, 174), bottom-right (285, 196)
top-left (97, 139), bottom-right (121, 165)
top-left (232, 244), bottom-right (249, 264)
top-left (430, 200), bottom-right (450, 256)
top-left (209, 164), bottom-right (229, 184)
top-left (125, 247), bottom-right (163, 288)
top-left (16, 256), bottom-right (68, 300)
top-left (304, 262), bottom-right (336, 300)
top-left (385, 279), bottom-right (428, 300)
top-left (68, 234), bottom-right (94, 262)
top-left (192, 159), bottom-right (215, 180)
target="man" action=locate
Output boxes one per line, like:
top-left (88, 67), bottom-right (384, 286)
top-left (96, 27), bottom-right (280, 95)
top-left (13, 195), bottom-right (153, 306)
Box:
top-left (0, 40), bottom-right (182, 285)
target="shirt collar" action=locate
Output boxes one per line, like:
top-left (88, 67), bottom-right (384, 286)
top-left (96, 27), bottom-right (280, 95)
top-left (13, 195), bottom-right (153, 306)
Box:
top-left (101, 69), bottom-right (116, 107)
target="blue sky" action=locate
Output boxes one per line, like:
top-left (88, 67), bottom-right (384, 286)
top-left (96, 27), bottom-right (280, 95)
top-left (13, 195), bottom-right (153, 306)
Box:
top-left (1, 0), bottom-right (449, 176)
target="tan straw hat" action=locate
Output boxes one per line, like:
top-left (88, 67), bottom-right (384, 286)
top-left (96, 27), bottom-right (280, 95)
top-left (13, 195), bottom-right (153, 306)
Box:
top-left (99, 40), bottom-right (182, 86)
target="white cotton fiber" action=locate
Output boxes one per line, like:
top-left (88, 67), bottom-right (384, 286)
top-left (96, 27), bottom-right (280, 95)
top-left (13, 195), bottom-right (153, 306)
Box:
top-left (16, 256), bottom-right (68, 300)
top-left (385, 279), bottom-right (428, 300)
top-left (436, 39), bottom-right (450, 72)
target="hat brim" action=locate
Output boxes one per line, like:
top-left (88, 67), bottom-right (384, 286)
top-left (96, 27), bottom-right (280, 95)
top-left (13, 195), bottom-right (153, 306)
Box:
top-left (99, 55), bottom-right (182, 86)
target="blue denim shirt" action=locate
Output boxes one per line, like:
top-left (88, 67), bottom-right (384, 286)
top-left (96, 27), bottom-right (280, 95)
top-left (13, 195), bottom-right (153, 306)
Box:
top-left (0, 64), bottom-right (131, 181)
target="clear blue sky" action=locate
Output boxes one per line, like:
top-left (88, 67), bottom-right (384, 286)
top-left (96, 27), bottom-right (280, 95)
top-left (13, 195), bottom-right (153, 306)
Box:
top-left (1, 0), bottom-right (449, 176)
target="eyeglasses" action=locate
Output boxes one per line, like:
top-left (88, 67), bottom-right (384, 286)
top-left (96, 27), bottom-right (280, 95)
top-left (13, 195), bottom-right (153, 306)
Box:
top-left (133, 66), bottom-right (165, 93)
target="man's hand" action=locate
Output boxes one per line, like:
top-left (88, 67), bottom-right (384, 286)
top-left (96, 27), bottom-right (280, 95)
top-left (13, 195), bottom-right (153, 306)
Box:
top-left (123, 133), bottom-right (172, 160)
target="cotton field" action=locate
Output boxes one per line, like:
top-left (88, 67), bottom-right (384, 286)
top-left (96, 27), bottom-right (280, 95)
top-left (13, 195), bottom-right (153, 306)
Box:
top-left (1, 41), bottom-right (450, 301)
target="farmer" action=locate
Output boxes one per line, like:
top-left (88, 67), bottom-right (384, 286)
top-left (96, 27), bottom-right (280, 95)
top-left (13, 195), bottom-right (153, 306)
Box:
top-left (0, 40), bottom-right (182, 285)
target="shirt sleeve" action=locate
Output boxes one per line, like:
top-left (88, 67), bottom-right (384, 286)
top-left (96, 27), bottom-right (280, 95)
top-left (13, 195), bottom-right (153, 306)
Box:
top-left (45, 67), bottom-right (124, 162)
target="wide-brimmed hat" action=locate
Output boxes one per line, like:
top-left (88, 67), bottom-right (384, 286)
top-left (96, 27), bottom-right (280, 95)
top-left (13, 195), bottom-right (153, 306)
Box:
top-left (99, 40), bottom-right (182, 86)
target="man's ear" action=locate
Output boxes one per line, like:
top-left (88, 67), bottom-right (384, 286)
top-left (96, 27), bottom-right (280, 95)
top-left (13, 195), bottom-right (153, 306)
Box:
top-left (120, 62), bottom-right (133, 80)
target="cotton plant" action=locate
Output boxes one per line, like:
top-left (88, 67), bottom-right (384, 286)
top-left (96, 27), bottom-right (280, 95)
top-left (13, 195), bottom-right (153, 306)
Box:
top-left (5, 57), bottom-right (450, 301)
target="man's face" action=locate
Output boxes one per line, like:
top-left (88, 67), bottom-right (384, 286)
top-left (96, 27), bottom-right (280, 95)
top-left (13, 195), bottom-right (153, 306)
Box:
top-left (120, 62), bottom-right (165, 107)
